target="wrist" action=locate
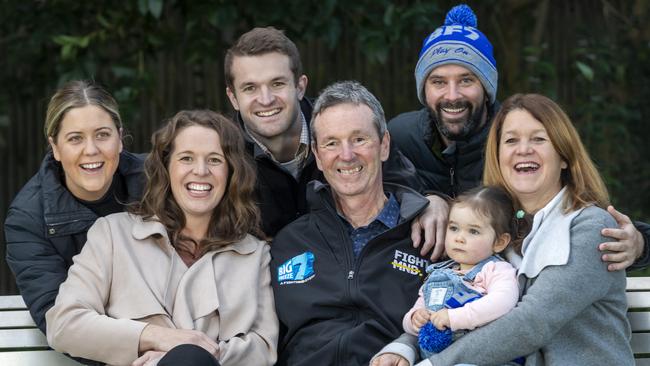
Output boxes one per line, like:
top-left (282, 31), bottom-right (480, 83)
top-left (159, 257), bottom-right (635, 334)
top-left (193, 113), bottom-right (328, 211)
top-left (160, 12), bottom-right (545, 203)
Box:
top-left (423, 190), bottom-right (451, 202)
top-left (635, 230), bottom-right (646, 260)
top-left (138, 324), bottom-right (157, 352)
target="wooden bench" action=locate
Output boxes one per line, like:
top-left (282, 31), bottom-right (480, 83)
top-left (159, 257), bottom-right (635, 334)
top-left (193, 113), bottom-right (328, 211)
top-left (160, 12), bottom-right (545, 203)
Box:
top-left (628, 276), bottom-right (650, 365)
top-left (1, 277), bottom-right (649, 365)
top-left (0, 296), bottom-right (80, 365)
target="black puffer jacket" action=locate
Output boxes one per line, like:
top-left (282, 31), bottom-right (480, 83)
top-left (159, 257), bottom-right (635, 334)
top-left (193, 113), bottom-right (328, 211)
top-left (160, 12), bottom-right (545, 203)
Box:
top-left (388, 107), bottom-right (492, 198)
top-left (5, 150), bottom-right (145, 333)
top-left (237, 98), bottom-right (423, 237)
top-left (271, 181), bottom-right (430, 366)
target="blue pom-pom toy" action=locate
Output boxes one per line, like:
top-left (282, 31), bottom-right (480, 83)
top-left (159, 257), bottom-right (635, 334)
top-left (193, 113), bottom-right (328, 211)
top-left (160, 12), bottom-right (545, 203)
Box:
top-left (418, 322), bottom-right (452, 354)
top-left (444, 4), bottom-right (477, 27)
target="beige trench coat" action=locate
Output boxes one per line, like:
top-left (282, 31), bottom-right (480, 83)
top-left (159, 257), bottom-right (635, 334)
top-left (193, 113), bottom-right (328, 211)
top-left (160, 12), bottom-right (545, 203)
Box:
top-left (46, 212), bottom-right (278, 366)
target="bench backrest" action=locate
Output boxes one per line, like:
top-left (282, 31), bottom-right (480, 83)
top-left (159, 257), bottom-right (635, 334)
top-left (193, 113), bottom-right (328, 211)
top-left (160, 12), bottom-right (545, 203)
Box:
top-left (0, 295), bottom-right (81, 365)
top-left (627, 277), bottom-right (650, 365)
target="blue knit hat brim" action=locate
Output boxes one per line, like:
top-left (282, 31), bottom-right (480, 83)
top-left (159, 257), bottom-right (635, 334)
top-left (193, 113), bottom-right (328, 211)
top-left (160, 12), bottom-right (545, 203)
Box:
top-left (415, 38), bottom-right (498, 105)
top-left (415, 6), bottom-right (498, 107)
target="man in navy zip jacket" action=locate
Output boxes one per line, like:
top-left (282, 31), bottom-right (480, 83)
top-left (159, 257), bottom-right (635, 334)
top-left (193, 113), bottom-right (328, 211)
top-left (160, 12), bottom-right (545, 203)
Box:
top-left (271, 81), bottom-right (431, 365)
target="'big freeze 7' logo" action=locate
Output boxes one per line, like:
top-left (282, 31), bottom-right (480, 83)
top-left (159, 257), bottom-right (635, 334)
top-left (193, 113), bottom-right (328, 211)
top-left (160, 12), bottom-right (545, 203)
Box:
top-left (277, 252), bottom-right (315, 285)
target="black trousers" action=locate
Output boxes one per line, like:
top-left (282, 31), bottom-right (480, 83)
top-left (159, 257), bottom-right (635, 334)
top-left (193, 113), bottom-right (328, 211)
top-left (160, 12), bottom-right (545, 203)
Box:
top-left (158, 344), bottom-right (220, 366)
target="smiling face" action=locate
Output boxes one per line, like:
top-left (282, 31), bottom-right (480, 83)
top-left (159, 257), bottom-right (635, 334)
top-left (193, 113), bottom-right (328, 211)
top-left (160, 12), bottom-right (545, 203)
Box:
top-left (49, 105), bottom-right (123, 201)
top-left (445, 204), bottom-right (509, 271)
top-left (168, 125), bottom-right (229, 224)
top-left (226, 52), bottom-right (307, 145)
top-left (312, 103), bottom-right (390, 203)
top-left (424, 64), bottom-right (488, 141)
top-left (498, 109), bottom-right (567, 212)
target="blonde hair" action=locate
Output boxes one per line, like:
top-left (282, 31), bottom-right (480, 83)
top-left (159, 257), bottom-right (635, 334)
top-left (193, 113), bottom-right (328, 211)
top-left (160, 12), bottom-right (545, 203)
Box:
top-left (483, 93), bottom-right (609, 212)
top-left (45, 80), bottom-right (122, 142)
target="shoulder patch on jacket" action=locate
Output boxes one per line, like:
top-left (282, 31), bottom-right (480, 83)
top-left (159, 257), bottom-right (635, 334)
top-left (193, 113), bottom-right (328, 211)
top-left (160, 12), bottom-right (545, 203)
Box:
top-left (277, 251), bottom-right (316, 285)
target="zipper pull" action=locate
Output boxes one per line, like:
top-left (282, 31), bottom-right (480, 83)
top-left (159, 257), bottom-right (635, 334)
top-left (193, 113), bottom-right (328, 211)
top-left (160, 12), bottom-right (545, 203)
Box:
top-left (449, 167), bottom-right (455, 187)
top-left (347, 270), bottom-right (355, 280)
top-left (449, 167), bottom-right (456, 197)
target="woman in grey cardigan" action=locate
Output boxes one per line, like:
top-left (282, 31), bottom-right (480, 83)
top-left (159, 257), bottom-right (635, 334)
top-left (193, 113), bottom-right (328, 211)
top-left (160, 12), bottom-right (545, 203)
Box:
top-left (372, 93), bottom-right (633, 366)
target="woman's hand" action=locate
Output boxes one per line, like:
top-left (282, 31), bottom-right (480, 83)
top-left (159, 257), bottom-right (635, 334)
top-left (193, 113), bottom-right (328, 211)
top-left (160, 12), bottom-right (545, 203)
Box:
top-left (132, 350), bottom-right (165, 366)
top-left (430, 308), bottom-right (450, 331)
top-left (138, 324), bottom-right (219, 357)
top-left (371, 353), bottom-right (410, 366)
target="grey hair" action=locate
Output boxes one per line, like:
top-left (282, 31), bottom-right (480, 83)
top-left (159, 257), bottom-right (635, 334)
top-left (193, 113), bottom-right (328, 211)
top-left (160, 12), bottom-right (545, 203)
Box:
top-left (310, 81), bottom-right (387, 142)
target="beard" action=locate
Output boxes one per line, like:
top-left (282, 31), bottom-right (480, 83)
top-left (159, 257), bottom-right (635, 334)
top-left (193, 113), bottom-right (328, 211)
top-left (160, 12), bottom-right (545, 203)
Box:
top-left (428, 99), bottom-right (486, 141)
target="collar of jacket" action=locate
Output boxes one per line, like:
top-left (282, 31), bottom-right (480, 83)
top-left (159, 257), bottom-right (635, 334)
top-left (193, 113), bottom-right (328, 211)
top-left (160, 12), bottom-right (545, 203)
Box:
top-left (306, 180), bottom-right (430, 224)
top-left (131, 214), bottom-right (259, 256)
top-left (236, 97), bottom-right (314, 161)
top-left (40, 150), bottom-right (145, 233)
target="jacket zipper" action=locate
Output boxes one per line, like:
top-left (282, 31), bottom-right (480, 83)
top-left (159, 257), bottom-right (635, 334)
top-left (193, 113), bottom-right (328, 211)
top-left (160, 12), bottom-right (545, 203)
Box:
top-left (449, 167), bottom-right (455, 197)
top-left (47, 218), bottom-right (88, 226)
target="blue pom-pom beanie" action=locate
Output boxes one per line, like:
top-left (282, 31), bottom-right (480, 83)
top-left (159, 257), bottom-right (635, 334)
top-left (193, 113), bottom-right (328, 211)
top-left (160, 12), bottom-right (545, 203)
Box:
top-left (415, 4), bottom-right (497, 106)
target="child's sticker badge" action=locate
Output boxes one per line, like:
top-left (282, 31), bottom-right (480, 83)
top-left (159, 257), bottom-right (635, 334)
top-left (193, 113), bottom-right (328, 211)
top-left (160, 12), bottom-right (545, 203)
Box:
top-left (277, 252), bottom-right (316, 285)
top-left (428, 288), bottom-right (448, 306)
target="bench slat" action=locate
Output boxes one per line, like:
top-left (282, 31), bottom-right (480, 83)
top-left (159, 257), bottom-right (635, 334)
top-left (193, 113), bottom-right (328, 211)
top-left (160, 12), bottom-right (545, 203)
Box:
top-left (628, 277), bottom-right (650, 291)
top-left (628, 312), bottom-right (650, 332)
top-left (636, 358), bottom-right (650, 366)
top-left (628, 292), bottom-right (650, 309)
top-left (0, 310), bottom-right (36, 329)
top-left (0, 350), bottom-right (81, 365)
top-left (0, 296), bottom-right (26, 310)
top-left (0, 328), bottom-right (48, 350)
top-left (632, 332), bottom-right (650, 354)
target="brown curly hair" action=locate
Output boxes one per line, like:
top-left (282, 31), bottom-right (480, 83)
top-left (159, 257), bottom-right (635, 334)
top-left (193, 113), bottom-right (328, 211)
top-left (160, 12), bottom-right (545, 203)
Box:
top-left (132, 110), bottom-right (263, 254)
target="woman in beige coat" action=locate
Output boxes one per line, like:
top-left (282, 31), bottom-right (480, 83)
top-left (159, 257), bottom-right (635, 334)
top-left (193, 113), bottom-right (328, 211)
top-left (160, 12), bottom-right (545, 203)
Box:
top-left (46, 110), bottom-right (278, 366)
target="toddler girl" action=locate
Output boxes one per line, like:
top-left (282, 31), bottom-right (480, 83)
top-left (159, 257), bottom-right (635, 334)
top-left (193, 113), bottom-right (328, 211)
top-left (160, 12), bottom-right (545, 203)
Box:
top-left (403, 186), bottom-right (519, 358)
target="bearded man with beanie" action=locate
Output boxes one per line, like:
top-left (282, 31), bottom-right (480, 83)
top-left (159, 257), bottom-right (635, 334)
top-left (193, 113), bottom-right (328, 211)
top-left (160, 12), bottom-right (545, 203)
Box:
top-left (389, 4), bottom-right (495, 198)
top-left (390, 4), bottom-right (649, 271)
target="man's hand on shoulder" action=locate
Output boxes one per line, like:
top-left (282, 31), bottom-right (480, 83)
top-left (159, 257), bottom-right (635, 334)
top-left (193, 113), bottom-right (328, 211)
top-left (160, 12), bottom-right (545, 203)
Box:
top-left (600, 205), bottom-right (645, 271)
top-left (411, 195), bottom-right (449, 261)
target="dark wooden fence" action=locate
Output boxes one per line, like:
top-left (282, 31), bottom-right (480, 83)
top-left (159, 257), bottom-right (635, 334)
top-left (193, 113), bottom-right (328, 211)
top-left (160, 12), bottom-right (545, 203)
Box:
top-left (0, 33), bottom-right (423, 295)
top-left (3, 0), bottom-right (650, 294)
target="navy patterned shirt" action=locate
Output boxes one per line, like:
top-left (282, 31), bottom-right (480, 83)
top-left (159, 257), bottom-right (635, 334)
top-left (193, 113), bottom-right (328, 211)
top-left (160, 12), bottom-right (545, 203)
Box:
top-left (340, 193), bottom-right (401, 258)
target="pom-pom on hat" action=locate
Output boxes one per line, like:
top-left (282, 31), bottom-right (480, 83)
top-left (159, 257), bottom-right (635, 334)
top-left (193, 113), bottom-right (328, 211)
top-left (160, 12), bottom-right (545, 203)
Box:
top-left (415, 4), bottom-right (497, 106)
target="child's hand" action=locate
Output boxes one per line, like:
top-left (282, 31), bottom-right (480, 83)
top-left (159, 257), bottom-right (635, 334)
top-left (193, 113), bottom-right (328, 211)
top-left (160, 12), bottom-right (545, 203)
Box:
top-left (430, 308), bottom-right (450, 331)
top-left (411, 308), bottom-right (431, 333)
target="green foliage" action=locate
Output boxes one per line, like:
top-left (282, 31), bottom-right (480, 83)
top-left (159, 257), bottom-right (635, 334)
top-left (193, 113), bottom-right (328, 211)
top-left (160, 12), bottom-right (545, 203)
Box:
top-left (0, 0), bottom-right (444, 117)
top-left (0, 0), bottom-right (648, 222)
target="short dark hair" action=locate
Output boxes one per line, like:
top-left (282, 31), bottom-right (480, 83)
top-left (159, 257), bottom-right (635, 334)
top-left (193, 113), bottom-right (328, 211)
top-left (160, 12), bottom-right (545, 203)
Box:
top-left (224, 26), bottom-right (303, 89)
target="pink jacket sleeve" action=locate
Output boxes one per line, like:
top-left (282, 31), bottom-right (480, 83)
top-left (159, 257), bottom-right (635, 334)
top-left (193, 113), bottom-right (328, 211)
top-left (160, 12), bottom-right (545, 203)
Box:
top-left (447, 261), bottom-right (519, 331)
top-left (402, 286), bottom-right (426, 335)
